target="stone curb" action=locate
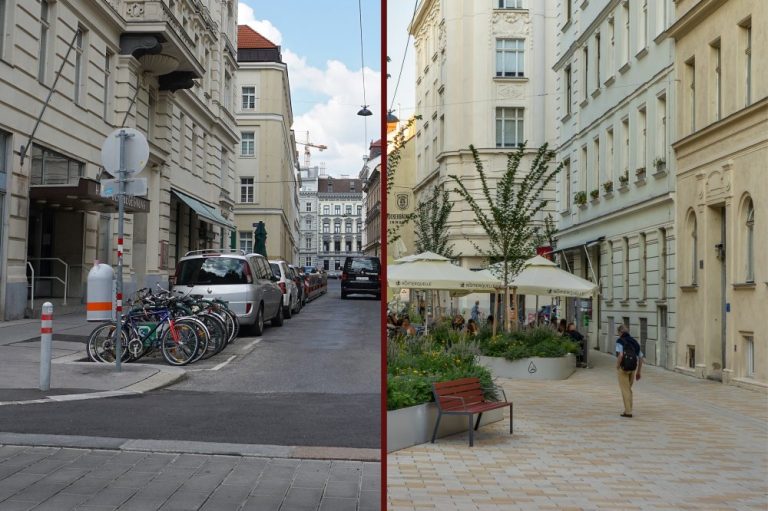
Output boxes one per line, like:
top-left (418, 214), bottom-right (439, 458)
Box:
top-left (0, 433), bottom-right (381, 461)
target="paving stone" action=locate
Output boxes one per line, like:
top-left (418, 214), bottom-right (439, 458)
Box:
top-left (28, 491), bottom-right (90, 511)
top-left (318, 496), bottom-right (357, 511)
top-left (240, 494), bottom-right (283, 511)
top-left (324, 480), bottom-right (360, 499)
top-left (199, 483), bottom-right (251, 511)
top-left (280, 487), bottom-right (322, 509)
top-left (0, 501), bottom-right (35, 511)
top-left (358, 489), bottom-right (380, 509)
top-left (156, 490), bottom-right (210, 511)
top-left (79, 485), bottom-right (137, 507)
top-left (387, 351), bottom-right (768, 510)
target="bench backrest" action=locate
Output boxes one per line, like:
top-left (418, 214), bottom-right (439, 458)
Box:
top-left (433, 377), bottom-right (486, 411)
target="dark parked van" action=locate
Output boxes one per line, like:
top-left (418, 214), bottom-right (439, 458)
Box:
top-left (340, 256), bottom-right (381, 299)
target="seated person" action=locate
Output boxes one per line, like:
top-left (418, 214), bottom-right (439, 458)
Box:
top-left (566, 322), bottom-right (586, 365)
top-left (400, 316), bottom-right (417, 337)
top-left (451, 314), bottom-right (466, 331)
top-left (466, 318), bottom-right (479, 337)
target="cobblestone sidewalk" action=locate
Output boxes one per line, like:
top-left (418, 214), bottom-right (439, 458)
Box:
top-left (388, 351), bottom-right (768, 510)
top-left (0, 447), bottom-right (380, 510)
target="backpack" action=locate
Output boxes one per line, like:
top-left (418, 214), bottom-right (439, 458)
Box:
top-left (619, 336), bottom-right (639, 371)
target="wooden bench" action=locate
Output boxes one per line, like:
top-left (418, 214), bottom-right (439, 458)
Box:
top-left (431, 377), bottom-right (513, 447)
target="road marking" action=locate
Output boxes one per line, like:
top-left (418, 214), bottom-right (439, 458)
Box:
top-left (209, 355), bottom-right (236, 371)
top-left (241, 338), bottom-right (262, 352)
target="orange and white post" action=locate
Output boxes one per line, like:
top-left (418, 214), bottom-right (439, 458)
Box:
top-left (39, 302), bottom-right (53, 391)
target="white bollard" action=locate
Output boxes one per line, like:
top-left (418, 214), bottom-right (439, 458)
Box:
top-left (39, 302), bottom-right (53, 391)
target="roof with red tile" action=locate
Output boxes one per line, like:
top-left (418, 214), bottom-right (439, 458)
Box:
top-left (237, 25), bottom-right (279, 50)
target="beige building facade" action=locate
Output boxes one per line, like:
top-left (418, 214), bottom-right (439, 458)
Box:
top-left (386, 118), bottom-right (416, 262)
top-left (0, 0), bottom-right (239, 319)
top-left (409, 0), bottom-right (559, 270)
top-left (666, 0), bottom-right (767, 389)
top-left (233, 25), bottom-right (299, 264)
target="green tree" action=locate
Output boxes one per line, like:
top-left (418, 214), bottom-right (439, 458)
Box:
top-left (413, 184), bottom-right (455, 258)
top-left (448, 143), bottom-right (562, 330)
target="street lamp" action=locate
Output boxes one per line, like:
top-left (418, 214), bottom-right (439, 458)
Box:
top-left (357, 105), bottom-right (372, 116)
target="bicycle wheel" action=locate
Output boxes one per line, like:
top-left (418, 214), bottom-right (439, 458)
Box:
top-left (87, 322), bottom-right (133, 363)
top-left (220, 306), bottom-right (239, 342)
top-left (160, 321), bottom-right (200, 366)
top-left (185, 316), bottom-right (212, 363)
top-left (197, 312), bottom-right (228, 359)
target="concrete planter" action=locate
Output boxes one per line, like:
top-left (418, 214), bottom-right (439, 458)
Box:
top-left (478, 354), bottom-right (576, 380)
top-left (387, 402), bottom-right (504, 452)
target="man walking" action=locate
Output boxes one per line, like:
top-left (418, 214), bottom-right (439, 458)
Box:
top-left (470, 300), bottom-right (481, 322)
top-left (615, 325), bottom-right (643, 418)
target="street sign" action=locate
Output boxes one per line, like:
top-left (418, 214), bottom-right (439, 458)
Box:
top-left (101, 128), bottom-right (149, 175)
top-left (99, 178), bottom-right (148, 198)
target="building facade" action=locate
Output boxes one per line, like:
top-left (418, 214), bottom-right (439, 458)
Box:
top-left (0, 0), bottom-right (239, 319)
top-left (316, 178), bottom-right (363, 271)
top-left (409, 0), bottom-right (559, 270)
top-left (553, 0), bottom-right (678, 365)
top-left (666, 0), bottom-right (767, 388)
top-left (362, 140), bottom-right (382, 257)
top-left (298, 165), bottom-right (320, 268)
top-left (234, 25), bottom-right (299, 264)
top-left (386, 117), bottom-right (417, 262)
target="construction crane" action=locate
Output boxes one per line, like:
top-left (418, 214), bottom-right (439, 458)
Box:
top-left (297, 132), bottom-right (327, 168)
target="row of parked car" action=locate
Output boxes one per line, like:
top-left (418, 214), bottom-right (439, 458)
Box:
top-left (171, 249), bottom-right (328, 336)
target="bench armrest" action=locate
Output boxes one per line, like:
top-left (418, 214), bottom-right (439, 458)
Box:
top-left (481, 384), bottom-right (508, 403)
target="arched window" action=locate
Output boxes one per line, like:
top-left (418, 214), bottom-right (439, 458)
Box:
top-left (745, 198), bottom-right (754, 282)
top-left (688, 211), bottom-right (698, 285)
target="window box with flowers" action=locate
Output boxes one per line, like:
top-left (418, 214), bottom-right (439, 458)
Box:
top-left (618, 171), bottom-right (630, 192)
top-left (589, 189), bottom-right (600, 203)
top-left (602, 180), bottom-right (614, 198)
top-left (574, 191), bottom-right (588, 209)
top-left (635, 167), bottom-right (647, 185)
top-left (653, 157), bottom-right (667, 178)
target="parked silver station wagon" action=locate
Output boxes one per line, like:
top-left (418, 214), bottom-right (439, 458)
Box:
top-left (172, 249), bottom-right (284, 335)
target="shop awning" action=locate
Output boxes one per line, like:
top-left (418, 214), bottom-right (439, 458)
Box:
top-left (172, 189), bottom-right (235, 230)
top-left (30, 178), bottom-right (150, 213)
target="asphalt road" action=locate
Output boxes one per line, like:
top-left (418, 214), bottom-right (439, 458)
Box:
top-left (0, 281), bottom-right (382, 449)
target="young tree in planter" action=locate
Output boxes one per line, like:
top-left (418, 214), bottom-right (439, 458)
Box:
top-left (413, 184), bottom-right (455, 257)
top-left (448, 143), bottom-right (562, 331)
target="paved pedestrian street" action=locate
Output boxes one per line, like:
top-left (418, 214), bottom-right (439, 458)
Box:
top-left (0, 448), bottom-right (379, 511)
top-left (388, 352), bottom-right (768, 511)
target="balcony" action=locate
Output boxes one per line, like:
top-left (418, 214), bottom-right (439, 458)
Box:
top-left (118, 0), bottom-right (213, 88)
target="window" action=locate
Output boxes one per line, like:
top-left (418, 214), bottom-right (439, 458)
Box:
top-left (622, 117), bottom-right (629, 176)
top-left (688, 211), bottom-right (698, 285)
top-left (496, 39), bottom-right (525, 77)
top-left (608, 18), bottom-right (615, 77)
top-left (639, 317), bottom-right (648, 355)
top-left (345, 223), bottom-right (352, 233)
top-left (499, 0), bottom-right (522, 7)
top-left (563, 158), bottom-right (571, 209)
top-left (74, 28), bottom-right (85, 104)
top-left (606, 128), bottom-right (614, 181)
top-left (639, 0), bottom-right (647, 51)
top-left (711, 39), bottom-right (721, 121)
top-left (345, 205), bottom-right (352, 215)
top-left (357, 241), bottom-right (362, 252)
top-left (323, 260), bottom-right (330, 270)
top-left (334, 224), bottom-right (341, 234)
top-left (581, 145), bottom-right (588, 192)
top-left (240, 177), bottom-right (254, 203)
top-left (241, 132), bottom-right (254, 157)
top-left (356, 220), bottom-right (361, 232)
top-left (622, 2), bottom-right (630, 64)
top-left (147, 92), bottom-right (156, 139)
top-left (658, 228), bottom-right (667, 299)
top-left (305, 217), bottom-right (311, 229)
top-left (745, 198), bottom-right (754, 283)
top-left (686, 58), bottom-right (696, 133)
top-left (623, 237), bottom-right (629, 300)
top-left (593, 137), bottom-right (600, 192)
top-left (582, 47), bottom-right (589, 99)
top-left (334, 240), bottom-right (341, 252)
top-left (224, 72), bottom-right (232, 110)
top-left (242, 86), bottom-right (256, 110)
top-left (327, 181), bottom-right (333, 192)
top-left (306, 257), bottom-right (311, 266)
top-left (334, 205), bottom-right (341, 215)
top-left (595, 33), bottom-right (601, 86)
top-left (30, 144), bottom-right (83, 185)
top-left (239, 231), bottom-right (253, 254)
top-left (220, 149), bottom-right (228, 189)
top-left (305, 237), bottom-right (312, 249)
top-left (565, 0), bottom-right (572, 24)
top-left (742, 19), bottom-right (752, 106)
top-left (638, 106), bottom-right (647, 170)
top-left (745, 336), bottom-right (754, 378)
top-left (38, 1), bottom-right (51, 82)
top-left (345, 241), bottom-right (352, 252)
top-left (323, 223), bottom-right (329, 234)
top-left (657, 94), bottom-right (667, 163)
top-left (639, 233), bottom-right (647, 300)
top-left (179, 113), bottom-right (186, 164)
top-left (656, 0), bottom-right (667, 34)
top-left (496, 107), bottom-right (524, 148)
top-left (306, 202), bottom-right (311, 212)
top-left (606, 241), bottom-right (614, 301)
top-left (564, 65), bottom-right (572, 116)
top-left (0, 130), bottom-right (8, 189)
top-left (191, 127), bottom-right (198, 174)
top-left (350, 182), bottom-right (355, 192)
top-left (103, 51), bottom-right (113, 123)
top-left (357, 205), bottom-right (362, 215)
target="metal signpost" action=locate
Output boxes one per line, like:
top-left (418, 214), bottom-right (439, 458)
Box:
top-left (101, 128), bottom-right (149, 371)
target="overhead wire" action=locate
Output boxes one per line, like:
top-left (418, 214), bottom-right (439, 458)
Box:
top-left (389, 0), bottom-right (420, 113)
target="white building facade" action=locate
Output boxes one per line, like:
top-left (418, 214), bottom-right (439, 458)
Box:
top-left (409, 0), bottom-right (559, 270)
top-left (298, 165), bottom-right (320, 268)
top-left (553, 0), bottom-right (678, 367)
top-left (316, 178), bottom-right (363, 271)
top-left (0, 0), bottom-right (238, 319)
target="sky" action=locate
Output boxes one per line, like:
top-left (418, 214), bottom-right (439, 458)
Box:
top-left (387, 0), bottom-right (417, 123)
top-left (238, 1), bottom-right (382, 178)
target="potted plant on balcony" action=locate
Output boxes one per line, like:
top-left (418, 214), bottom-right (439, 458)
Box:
top-left (590, 189), bottom-right (600, 201)
top-left (574, 191), bottom-right (587, 207)
top-left (602, 180), bottom-right (614, 194)
top-left (635, 166), bottom-right (647, 180)
top-left (618, 170), bottom-right (629, 189)
top-left (653, 157), bottom-right (666, 173)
